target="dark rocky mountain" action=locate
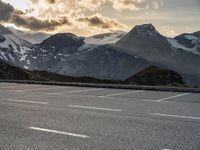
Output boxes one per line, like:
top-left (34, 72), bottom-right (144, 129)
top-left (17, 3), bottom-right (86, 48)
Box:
top-left (37, 33), bottom-right (84, 53)
top-left (125, 66), bottom-right (185, 86)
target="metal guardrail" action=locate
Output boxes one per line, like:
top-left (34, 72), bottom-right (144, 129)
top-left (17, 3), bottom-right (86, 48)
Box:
top-left (0, 80), bottom-right (200, 93)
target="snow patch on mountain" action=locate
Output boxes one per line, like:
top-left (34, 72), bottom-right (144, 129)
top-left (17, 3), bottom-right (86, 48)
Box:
top-left (85, 31), bottom-right (126, 45)
top-left (167, 35), bottom-right (200, 56)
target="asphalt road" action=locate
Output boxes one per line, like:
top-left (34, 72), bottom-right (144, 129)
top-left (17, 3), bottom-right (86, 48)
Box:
top-left (0, 82), bottom-right (200, 150)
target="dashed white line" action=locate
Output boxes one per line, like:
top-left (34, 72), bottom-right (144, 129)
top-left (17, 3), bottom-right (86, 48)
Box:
top-left (0, 85), bottom-right (39, 89)
top-left (156, 93), bottom-right (190, 102)
top-left (47, 88), bottom-right (101, 95)
top-left (8, 99), bottom-right (47, 105)
top-left (8, 86), bottom-right (67, 92)
top-left (29, 127), bottom-right (89, 138)
top-left (100, 90), bottom-right (143, 97)
top-left (68, 105), bottom-right (122, 112)
top-left (150, 113), bottom-right (200, 120)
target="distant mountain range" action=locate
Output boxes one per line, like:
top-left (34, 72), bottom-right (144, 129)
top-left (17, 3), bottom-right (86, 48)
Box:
top-left (0, 60), bottom-right (185, 86)
top-left (0, 23), bottom-right (200, 86)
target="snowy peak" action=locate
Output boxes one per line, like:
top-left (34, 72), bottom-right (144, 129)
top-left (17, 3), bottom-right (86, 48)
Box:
top-left (0, 24), bottom-right (12, 34)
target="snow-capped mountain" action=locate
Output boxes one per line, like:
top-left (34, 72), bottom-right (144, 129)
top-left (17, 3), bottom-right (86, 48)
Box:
top-left (115, 24), bottom-right (200, 85)
top-left (0, 25), bottom-right (32, 66)
top-left (84, 31), bottom-right (126, 45)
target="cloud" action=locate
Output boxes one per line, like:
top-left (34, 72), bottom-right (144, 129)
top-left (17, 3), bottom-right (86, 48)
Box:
top-left (110, 0), bottom-right (162, 11)
top-left (78, 0), bottom-right (106, 11)
top-left (0, 0), bottom-right (14, 21)
top-left (0, 0), bottom-right (126, 34)
top-left (30, 0), bottom-right (39, 4)
top-left (0, 0), bottom-right (71, 31)
top-left (10, 15), bottom-right (71, 31)
top-left (77, 14), bottom-right (125, 30)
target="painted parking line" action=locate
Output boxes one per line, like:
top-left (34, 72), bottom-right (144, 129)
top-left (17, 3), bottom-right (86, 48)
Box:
top-left (150, 113), bottom-right (200, 121)
top-left (68, 105), bottom-right (122, 112)
top-left (8, 86), bottom-right (67, 92)
top-left (29, 127), bottom-right (89, 138)
top-left (100, 90), bottom-right (143, 98)
top-left (47, 88), bottom-right (102, 95)
top-left (0, 84), bottom-right (39, 89)
top-left (156, 93), bottom-right (190, 102)
top-left (8, 99), bottom-right (47, 105)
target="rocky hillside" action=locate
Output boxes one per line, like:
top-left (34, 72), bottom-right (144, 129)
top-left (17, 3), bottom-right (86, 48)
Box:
top-left (0, 60), bottom-right (123, 84)
top-left (125, 66), bottom-right (185, 86)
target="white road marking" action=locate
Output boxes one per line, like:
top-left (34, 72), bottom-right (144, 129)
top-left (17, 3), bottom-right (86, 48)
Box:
top-left (156, 93), bottom-right (190, 102)
top-left (150, 113), bottom-right (200, 120)
top-left (29, 127), bottom-right (89, 138)
top-left (100, 90), bottom-right (143, 97)
top-left (162, 149), bottom-right (171, 150)
top-left (47, 88), bottom-right (101, 95)
top-left (8, 99), bottom-right (47, 105)
top-left (0, 84), bottom-right (39, 89)
top-left (8, 86), bottom-right (67, 92)
top-left (141, 99), bottom-right (174, 103)
top-left (68, 105), bottom-right (122, 112)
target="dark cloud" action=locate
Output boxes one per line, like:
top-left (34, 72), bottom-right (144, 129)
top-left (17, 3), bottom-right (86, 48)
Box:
top-left (11, 15), bottom-right (71, 31)
top-left (0, 0), bottom-right (14, 21)
top-left (30, 0), bottom-right (56, 4)
top-left (46, 0), bottom-right (56, 4)
top-left (77, 15), bottom-right (124, 29)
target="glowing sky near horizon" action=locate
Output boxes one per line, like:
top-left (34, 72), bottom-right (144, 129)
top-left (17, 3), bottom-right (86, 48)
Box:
top-left (1, 0), bottom-right (200, 37)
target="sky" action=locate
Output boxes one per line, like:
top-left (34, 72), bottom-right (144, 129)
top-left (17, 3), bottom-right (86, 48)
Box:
top-left (0, 0), bottom-right (200, 37)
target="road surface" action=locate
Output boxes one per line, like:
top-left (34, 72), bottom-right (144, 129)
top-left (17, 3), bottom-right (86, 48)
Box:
top-left (0, 82), bottom-right (200, 150)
